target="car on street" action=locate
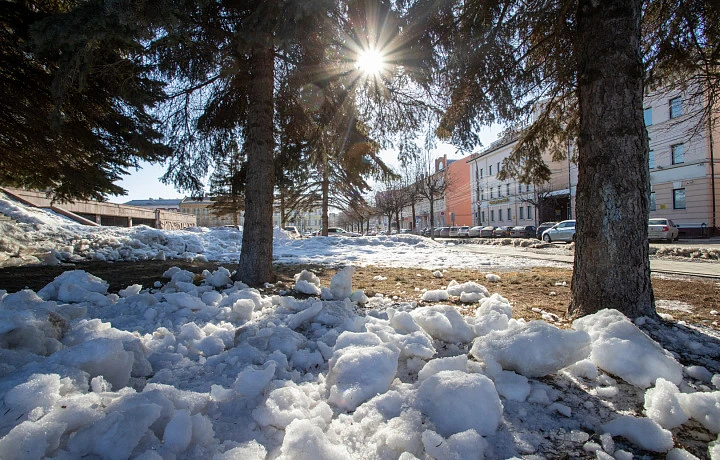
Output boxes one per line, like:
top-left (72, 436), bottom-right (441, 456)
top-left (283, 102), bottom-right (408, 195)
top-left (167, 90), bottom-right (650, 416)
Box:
top-left (283, 226), bottom-right (301, 238)
top-left (536, 222), bottom-right (557, 239)
top-left (400, 228), bottom-right (412, 234)
top-left (510, 225), bottom-right (536, 238)
top-left (448, 226), bottom-right (460, 237)
top-left (648, 218), bottom-right (679, 242)
top-left (479, 226), bottom-right (497, 238)
top-left (313, 227), bottom-right (361, 237)
top-left (457, 226), bottom-right (471, 237)
top-left (468, 226), bottom-right (484, 237)
top-left (542, 220), bottom-right (576, 243)
top-left (437, 227), bottom-right (450, 238)
top-left (493, 226), bottom-right (514, 238)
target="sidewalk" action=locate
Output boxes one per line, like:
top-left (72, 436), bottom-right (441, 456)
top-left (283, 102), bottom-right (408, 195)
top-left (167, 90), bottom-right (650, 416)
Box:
top-left (456, 244), bottom-right (720, 279)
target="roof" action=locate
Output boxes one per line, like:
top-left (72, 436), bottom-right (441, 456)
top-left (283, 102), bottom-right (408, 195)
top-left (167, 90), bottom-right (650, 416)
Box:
top-left (466, 131), bottom-right (521, 163)
top-left (124, 199), bottom-right (183, 207)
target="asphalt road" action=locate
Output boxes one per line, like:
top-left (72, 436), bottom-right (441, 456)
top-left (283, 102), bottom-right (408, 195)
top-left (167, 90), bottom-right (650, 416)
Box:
top-left (449, 241), bottom-right (720, 279)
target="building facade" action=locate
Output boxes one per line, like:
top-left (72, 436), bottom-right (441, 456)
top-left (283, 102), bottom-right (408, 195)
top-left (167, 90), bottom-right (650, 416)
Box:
top-left (645, 86), bottom-right (720, 235)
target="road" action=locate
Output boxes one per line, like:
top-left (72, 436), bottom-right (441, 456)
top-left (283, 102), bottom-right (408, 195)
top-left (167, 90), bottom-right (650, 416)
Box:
top-left (448, 241), bottom-right (720, 279)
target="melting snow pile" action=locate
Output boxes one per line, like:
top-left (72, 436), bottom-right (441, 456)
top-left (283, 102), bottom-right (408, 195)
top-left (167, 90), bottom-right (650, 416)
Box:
top-left (1, 267), bottom-right (720, 459)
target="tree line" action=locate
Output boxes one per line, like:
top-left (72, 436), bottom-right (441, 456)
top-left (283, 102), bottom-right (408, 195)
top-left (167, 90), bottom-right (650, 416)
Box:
top-left (2, 0), bottom-right (718, 318)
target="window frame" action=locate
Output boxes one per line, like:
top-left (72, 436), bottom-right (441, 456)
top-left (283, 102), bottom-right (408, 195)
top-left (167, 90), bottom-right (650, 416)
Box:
top-left (671, 143), bottom-right (684, 165)
top-left (672, 188), bottom-right (686, 209)
top-left (669, 96), bottom-right (682, 119)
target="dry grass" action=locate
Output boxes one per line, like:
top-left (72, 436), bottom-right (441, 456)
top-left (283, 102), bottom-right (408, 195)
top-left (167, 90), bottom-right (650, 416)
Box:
top-left (275, 265), bottom-right (720, 329)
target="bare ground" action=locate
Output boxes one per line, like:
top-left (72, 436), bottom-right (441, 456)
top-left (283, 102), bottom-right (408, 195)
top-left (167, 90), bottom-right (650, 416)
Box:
top-left (1, 261), bottom-right (718, 331)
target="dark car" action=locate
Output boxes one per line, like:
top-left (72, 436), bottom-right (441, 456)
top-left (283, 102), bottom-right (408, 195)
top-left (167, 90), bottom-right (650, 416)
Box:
top-left (479, 226), bottom-right (496, 238)
top-left (510, 225), bottom-right (536, 238)
top-left (492, 226), bottom-right (513, 237)
top-left (437, 227), bottom-right (451, 238)
top-left (536, 222), bottom-right (558, 239)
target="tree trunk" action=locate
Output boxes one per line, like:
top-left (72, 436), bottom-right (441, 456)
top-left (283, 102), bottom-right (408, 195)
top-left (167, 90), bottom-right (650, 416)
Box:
top-left (321, 152), bottom-right (329, 236)
top-left (236, 42), bottom-right (275, 286)
top-left (411, 202), bottom-right (416, 233)
top-left (429, 196), bottom-right (435, 239)
top-left (569, 0), bottom-right (654, 318)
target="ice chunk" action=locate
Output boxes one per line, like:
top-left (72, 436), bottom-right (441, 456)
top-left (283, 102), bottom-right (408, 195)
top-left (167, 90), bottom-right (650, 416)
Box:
top-left (286, 301), bottom-right (323, 329)
top-left (67, 403), bottom-right (163, 460)
top-left (203, 267), bottom-right (232, 287)
top-left (601, 416), bottom-right (674, 453)
top-left (666, 448), bottom-right (701, 460)
top-left (686, 365), bottom-right (713, 383)
top-left (421, 289), bottom-right (450, 302)
top-left (118, 284), bottom-right (142, 298)
top-left (327, 344), bottom-right (400, 411)
top-left (418, 355), bottom-right (468, 381)
top-left (416, 370), bottom-right (502, 437)
top-left (49, 338), bottom-right (134, 389)
top-left (294, 270), bottom-right (321, 286)
top-left (163, 409), bottom-right (192, 453)
top-left (334, 331), bottom-right (383, 350)
top-left (252, 385), bottom-right (312, 428)
top-left (230, 298), bottom-right (255, 321)
top-left (644, 378), bottom-right (689, 429)
top-left (4, 373), bottom-right (62, 415)
top-left (471, 320), bottom-right (590, 377)
top-left (573, 309), bottom-right (682, 388)
top-left (295, 279), bottom-right (322, 296)
top-left (411, 305), bottom-right (475, 343)
top-left (447, 280), bottom-right (489, 298)
top-left (421, 429), bottom-right (488, 460)
top-left (233, 362), bottom-right (277, 398)
top-left (37, 270), bottom-right (109, 302)
top-left (277, 419), bottom-right (350, 460)
top-left (330, 266), bottom-right (355, 300)
top-left (493, 370), bottom-right (531, 402)
top-left (564, 359), bottom-right (599, 379)
top-left (0, 418), bottom-right (66, 460)
top-left (678, 390), bottom-right (720, 433)
top-left (215, 441), bottom-right (267, 460)
top-left (485, 273), bottom-right (501, 282)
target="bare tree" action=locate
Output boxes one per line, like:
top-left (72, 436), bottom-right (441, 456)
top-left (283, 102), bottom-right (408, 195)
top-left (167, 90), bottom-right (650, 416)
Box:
top-left (414, 150), bottom-right (452, 239)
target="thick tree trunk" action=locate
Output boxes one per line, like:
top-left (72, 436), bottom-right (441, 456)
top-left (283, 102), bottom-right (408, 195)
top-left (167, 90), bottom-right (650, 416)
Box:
top-left (236, 42), bottom-right (275, 286)
top-left (569, 0), bottom-right (654, 318)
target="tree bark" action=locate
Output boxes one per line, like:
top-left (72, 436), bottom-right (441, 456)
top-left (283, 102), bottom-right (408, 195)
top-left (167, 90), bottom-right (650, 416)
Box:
top-left (236, 41), bottom-right (276, 286)
top-left (321, 151), bottom-right (329, 236)
top-left (569, 0), bottom-right (654, 318)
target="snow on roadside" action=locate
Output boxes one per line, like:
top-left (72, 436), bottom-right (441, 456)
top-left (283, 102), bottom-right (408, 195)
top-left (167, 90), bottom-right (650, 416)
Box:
top-left (1, 266), bottom-right (720, 459)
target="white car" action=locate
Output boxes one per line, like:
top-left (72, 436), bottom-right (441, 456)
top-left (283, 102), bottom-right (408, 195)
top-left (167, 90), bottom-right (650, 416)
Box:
top-left (283, 226), bottom-right (301, 238)
top-left (648, 218), bottom-right (679, 242)
top-left (316, 227), bottom-right (360, 237)
top-left (542, 220), bottom-right (576, 243)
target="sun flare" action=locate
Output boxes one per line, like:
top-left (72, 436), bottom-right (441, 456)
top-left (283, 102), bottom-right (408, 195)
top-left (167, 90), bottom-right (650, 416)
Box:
top-left (356, 49), bottom-right (386, 75)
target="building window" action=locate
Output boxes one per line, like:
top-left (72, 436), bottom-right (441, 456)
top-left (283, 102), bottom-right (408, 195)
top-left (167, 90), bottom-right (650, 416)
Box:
top-left (497, 186), bottom-right (501, 197)
top-left (491, 210), bottom-right (495, 222)
top-left (507, 208), bottom-right (511, 220)
top-left (644, 107), bottom-right (652, 126)
top-left (518, 184), bottom-right (523, 194)
top-left (480, 168), bottom-right (483, 178)
top-left (489, 165), bottom-right (493, 175)
top-left (499, 209), bottom-right (503, 221)
top-left (497, 162), bottom-right (501, 174)
top-left (649, 192), bottom-right (656, 211)
top-left (520, 207), bottom-right (524, 219)
top-left (672, 144), bottom-right (684, 164)
top-left (506, 184), bottom-right (510, 196)
top-left (481, 189), bottom-right (485, 200)
top-left (481, 211), bottom-right (485, 222)
top-left (669, 97), bottom-right (682, 119)
top-left (490, 188), bottom-right (494, 199)
top-left (648, 150), bottom-right (655, 169)
top-left (673, 188), bottom-right (686, 209)
top-left (527, 206), bottom-right (532, 219)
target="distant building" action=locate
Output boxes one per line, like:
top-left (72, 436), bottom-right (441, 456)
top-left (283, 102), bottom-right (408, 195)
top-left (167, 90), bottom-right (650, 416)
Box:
top-left (124, 198), bottom-right (183, 212)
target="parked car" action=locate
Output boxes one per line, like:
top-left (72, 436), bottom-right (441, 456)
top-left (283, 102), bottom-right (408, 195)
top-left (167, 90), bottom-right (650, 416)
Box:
top-left (468, 226), bottom-right (484, 237)
top-left (510, 225), bottom-right (536, 238)
top-left (399, 228), bottom-right (412, 234)
top-left (283, 226), bottom-right (301, 238)
top-left (457, 226), bottom-right (471, 238)
top-left (448, 226), bottom-right (460, 237)
top-left (314, 227), bottom-right (361, 237)
top-left (437, 227), bottom-right (450, 238)
top-left (542, 220), bottom-right (576, 243)
top-left (493, 226), bottom-right (513, 238)
top-left (536, 222), bottom-right (558, 239)
top-left (648, 218), bottom-right (679, 242)
top-left (479, 226), bottom-right (497, 238)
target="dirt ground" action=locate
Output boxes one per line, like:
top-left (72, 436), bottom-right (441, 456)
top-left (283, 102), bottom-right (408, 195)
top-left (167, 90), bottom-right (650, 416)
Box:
top-left (1, 260), bottom-right (718, 330)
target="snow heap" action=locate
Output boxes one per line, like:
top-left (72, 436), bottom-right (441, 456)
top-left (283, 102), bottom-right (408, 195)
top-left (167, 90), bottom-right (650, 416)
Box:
top-left (1, 265), bottom-right (720, 458)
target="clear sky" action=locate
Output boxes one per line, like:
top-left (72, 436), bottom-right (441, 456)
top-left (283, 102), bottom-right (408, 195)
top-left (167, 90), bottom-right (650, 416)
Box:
top-left (109, 124), bottom-right (505, 204)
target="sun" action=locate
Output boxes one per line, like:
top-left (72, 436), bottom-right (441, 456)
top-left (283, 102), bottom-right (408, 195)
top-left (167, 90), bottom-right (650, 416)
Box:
top-left (356, 49), bottom-right (386, 75)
